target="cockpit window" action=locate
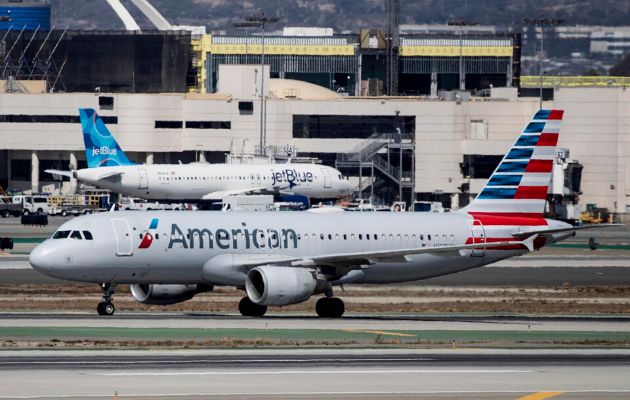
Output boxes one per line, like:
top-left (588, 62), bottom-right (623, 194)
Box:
top-left (83, 231), bottom-right (93, 240)
top-left (70, 231), bottom-right (83, 240)
top-left (52, 230), bottom-right (70, 239)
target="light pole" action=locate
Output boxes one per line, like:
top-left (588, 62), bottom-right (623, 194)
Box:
top-left (233, 21), bottom-right (261, 64)
top-left (244, 14), bottom-right (279, 156)
top-left (448, 17), bottom-right (477, 91)
top-left (522, 18), bottom-right (564, 110)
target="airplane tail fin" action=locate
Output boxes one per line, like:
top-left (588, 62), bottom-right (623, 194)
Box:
top-left (79, 108), bottom-right (134, 168)
top-left (462, 109), bottom-right (564, 219)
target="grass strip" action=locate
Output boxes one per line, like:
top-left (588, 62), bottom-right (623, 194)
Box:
top-left (1, 327), bottom-right (630, 343)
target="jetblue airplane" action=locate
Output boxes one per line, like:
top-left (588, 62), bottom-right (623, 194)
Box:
top-left (30, 110), bottom-right (613, 317)
top-left (46, 109), bottom-right (353, 201)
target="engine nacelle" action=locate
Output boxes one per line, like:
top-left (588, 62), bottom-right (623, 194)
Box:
top-left (245, 266), bottom-right (317, 306)
top-left (130, 284), bottom-right (212, 305)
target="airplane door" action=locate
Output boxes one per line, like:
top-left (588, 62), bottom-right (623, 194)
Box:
top-left (321, 168), bottom-right (332, 188)
top-left (111, 218), bottom-right (133, 256)
top-left (138, 168), bottom-right (148, 190)
top-left (469, 219), bottom-right (486, 257)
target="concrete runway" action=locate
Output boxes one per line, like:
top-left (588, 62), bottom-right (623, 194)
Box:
top-left (2, 312), bottom-right (630, 332)
top-left (1, 349), bottom-right (630, 399)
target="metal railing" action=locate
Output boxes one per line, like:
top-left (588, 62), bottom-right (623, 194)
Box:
top-left (521, 75), bottom-right (630, 88)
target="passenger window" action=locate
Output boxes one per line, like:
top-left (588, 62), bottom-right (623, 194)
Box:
top-left (428, 235), bottom-right (432, 241)
top-left (450, 235), bottom-right (455, 242)
top-left (335, 234), bottom-right (340, 240)
top-left (358, 234), bottom-right (362, 240)
top-left (396, 234), bottom-right (401, 240)
top-left (351, 234), bottom-right (355, 240)
top-left (373, 234), bottom-right (377, 240)
top-left (70, 231), bottom-right (82, 240)
top-left (442, 235), bottom-right (447, 242)
top-left (328, 234), bottom-right (332, 240)
top-left (82, 231), bottom-right (93, 240)
top-left (155, 234), bottom-right (159, 240)
top-left (343, 234), bottom-right (347, 240)
top-left (404, 234), bottom-right (409, 240)
top-left (52, 230), bottom-right (70, 239)
top-left (381, 234), bottom-right (386, 240)
top-left (365, 234), bottom-right (369, 240)
top-left (389, 234), bottom-right (394, 240)
top-left (420, 234), bottom-right (424, 241)
top-left (320, 234), bottom-right (324, 240)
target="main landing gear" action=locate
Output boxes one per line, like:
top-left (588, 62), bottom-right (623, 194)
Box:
top-left (239, 297), bottom-right (267, 317)
top-left (315, 296), bottom-right (345, 318)
top-left (97, 283), bottom-right (117, 316)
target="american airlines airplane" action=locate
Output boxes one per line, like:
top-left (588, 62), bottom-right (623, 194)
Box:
top-left (46, 109), bottom-right (353, 201)
top-left (30, 109), bottom-right (613, 317)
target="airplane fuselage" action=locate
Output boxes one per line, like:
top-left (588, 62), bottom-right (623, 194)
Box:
top-left (75, 163), bottom-right (353, 201)
top-left (29, 211), bottom-right (572, 287)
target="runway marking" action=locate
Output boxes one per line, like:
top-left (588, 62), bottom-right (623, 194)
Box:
top-left (517, 392), bottom-right (564, 400)
top-left (1, 390), bottom-right (629, 399)
top-left (0, 357), bottom-right (436, 366)
top-left (343, 329), bottom-right (417, 337)
top-left (97, 369), bottom-right (533, 376)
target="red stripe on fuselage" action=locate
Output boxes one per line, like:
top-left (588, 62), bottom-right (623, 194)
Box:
top-left (515, 186), bottom-right (548, 200)
top-left (537, 133), bottom-right (559, 147)
top-left (525, 159), bottom-right (553, 173)
top-left (469, 212), bottom-right (548, 226)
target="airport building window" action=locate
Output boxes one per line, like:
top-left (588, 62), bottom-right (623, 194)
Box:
top-left (10, 159), bottom-right (30, 181)
top-left (99, 96), bottom-right (114, 111)
top-left (0, 115), bottom-right (117, 124)
top-left (155, 120), bottom-right (183, 129)
top-left (460, 154), bottom-right (503, 179)
top-left (292, 115), bottom-right (415, 139)
top-left (185, 121), bottom-right (231, 129)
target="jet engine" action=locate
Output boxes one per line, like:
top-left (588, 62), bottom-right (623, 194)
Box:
top-left (245, 266), bottom-right (320, 306)
top-left (130, 284), bottom-right (212, 305)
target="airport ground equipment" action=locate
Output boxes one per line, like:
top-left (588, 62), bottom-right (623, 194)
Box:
top-left (0, 196), bottom-right (22, 218)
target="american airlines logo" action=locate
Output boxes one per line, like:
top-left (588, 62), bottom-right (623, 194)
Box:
top-left (271, 168), bottom-right (313, 189)
top-left (168, 222), bottom-right (298, 250)
top-left (138, 218), bottom-right (159, 249)
top-left (91, 146), bottom-right (117, 157)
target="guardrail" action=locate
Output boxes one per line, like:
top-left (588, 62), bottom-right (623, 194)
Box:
top-left (521, 76), bottom-right (630, 88)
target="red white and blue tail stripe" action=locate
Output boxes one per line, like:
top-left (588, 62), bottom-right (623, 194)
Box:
top-left (464, 109), bottom-right (563, 220)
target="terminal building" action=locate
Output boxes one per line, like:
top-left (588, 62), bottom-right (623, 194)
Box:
top-left (0, 0), bottom-right (628, 214)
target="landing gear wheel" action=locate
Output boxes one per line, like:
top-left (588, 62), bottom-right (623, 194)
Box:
top-left (239, 297), bottom-right (267, 317)
top-left (97, 302), bottom-right (115, 316)
top-left (316, 297), bottom-right (345, 318)
top-left (97, 283), bottom-right (117, 316)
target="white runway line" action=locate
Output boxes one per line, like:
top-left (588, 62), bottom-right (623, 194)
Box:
top-left (97, 368), bottom-right (534, 377)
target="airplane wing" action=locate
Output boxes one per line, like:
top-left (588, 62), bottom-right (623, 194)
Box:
top-left (201, 185), bottom-right (294, 200)
top-left (44, 169), bottom-right (74, 179)
top-left (511, 224), bottom-right (623, 240)
top-left (234, 238), bottom-right (536, 270)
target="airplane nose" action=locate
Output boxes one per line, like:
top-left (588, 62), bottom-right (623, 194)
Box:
top-left (29, 243), bottom-right (56, 275)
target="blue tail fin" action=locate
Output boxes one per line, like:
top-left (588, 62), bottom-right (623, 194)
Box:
top-left (79, 108), bottom-right (134, 168)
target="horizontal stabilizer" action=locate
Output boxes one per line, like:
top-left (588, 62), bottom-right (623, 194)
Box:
top-left (511, 224), bottom-right (623, 240)
top-left (44, 169), bottom-right (74, 179)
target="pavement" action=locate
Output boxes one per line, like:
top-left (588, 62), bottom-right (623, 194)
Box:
top-left (1, 349), bottom-right (630, 399)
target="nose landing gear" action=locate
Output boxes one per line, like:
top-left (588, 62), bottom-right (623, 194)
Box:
top-left (97, 282), bottom-right (117, 316)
